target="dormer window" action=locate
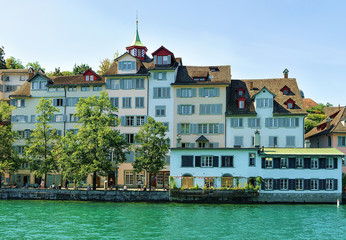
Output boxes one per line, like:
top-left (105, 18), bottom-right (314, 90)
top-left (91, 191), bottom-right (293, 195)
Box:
top-left (209, 67), bottom-right (219, 72)
top-left (236, 88), bottom-right (245, 96)
top-left (194, 77), bottom-right (206, 81)
top-left (83, 69), bottom-right (100, 82)
top-left (238, 97), bottom-right (245, 109)
top-left (284, 98), bottom-right (295, 109)
top-left (287, 102), bottom-right (293, 109)
top-left (281, 86), bottom-right (291, 95)
top-left (154, 55), bottom-right (171, 65)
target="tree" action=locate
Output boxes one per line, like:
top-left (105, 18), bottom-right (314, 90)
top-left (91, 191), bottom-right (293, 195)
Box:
top-left (97, 58), bottom-right (112, 75)
top-left (0, 101), bottom-right (21, 187)
top-left (26, 61), bottom-right (45, 72)
top-left (73, 63), bottom-right (90, 75)
top-left (67, 91), bottom-right (127, 190)
top-left (132, 117), bottom-right (170, 189)
top-left (0, 46), bottom-right (6, 69)
top-left (5, 57), bottom-right (24, 69)
top-left (25, 98), bottom-right (60, 187)
top-left (305, 103), bottom-right (333, 133)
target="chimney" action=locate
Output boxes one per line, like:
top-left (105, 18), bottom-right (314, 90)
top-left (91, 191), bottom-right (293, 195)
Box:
top-left (283, 69), bottom-right (289, 78)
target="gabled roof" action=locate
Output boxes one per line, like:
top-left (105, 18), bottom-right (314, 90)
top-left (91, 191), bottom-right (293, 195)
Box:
top-left (302, 98), bottom-right (318, 110)
top-left (305, 107), bottom-right (346, 139)
top-left (83, 68), bottom-right (100, 79)
top-left (196, 135), bottom-right (209, 142)
top-left (9, 82), bottom-right (31, 97)
top-left (151, 46), bottom-right (175, 57)
top-left (226, 78), bottom-right (307, 116)
top-left (251, 86), bottom-right (276, 99)
top-left (27, 72), bottom-right (53, 84)
top-left (173, 65), bottom-right (231, 85)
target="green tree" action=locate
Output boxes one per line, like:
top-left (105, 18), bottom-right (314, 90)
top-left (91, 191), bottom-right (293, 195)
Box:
top-left (25, 98), bottom-right (60, 187)
top-left (73, 63), bottom-right (90, 75)
top-left (26, 61), bottom-right (45, 72)
top-left (97, 58), bottom-right (112, 75)
top-left (68, 91), bottom-right (127, 190)
top-left (132, 117), bottom-right (170, 189)
top-left (305, 103), bottom-right (333, 133)
top-left (0, 101), bottom-right (20, 187)
top-left (5, 57), bottom-right (24, 69)
top-left (0, 46), bottom-right (6, 69)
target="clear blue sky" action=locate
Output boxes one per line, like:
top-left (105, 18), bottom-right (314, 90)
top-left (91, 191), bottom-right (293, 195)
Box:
top-left (1, 0), bottom-right (345, 105)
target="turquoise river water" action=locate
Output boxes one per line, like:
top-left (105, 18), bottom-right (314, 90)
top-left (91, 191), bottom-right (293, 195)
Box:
top-left (0, 200), bottom-right (345, 239)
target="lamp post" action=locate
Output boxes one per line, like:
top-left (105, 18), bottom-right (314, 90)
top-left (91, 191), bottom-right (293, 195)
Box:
top-left (176, 134), bottom-right (182, 148)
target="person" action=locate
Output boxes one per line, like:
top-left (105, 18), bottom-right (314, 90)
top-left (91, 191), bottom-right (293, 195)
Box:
top-left (87, 184), bottom-right (91, 191)
top-left (40, 180), bottom-right (45, 189)
top-left (58, 183), bottom-right (62, 190)
top-left (123, 185), bottom-right (127, 191)
top-left (65, 180), bottom-right (69, 189)
top-left (51, 183), bottom-right (55, 189)
top-left (138, 180), bottom-right (142, 190)
top-left (109, 178), bottom-right (114, 190)
top-left (143, 185), bottom-right (147, 191)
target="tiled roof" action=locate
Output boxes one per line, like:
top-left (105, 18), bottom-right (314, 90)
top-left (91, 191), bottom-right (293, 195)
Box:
top-left (173, 65), bottom-right (231, 85)
top-left (48, 75), bottom-right (104, 86)
top-left (0, 69), bottom-right (31, 75)
top-left (226, 78), bottom-right (307, 116)
top-left (302, 98), bottom-right (318, 110)
top-left (305, 107), bottom-right (346, 138)
top-left (10, 81), bottom-right (31, 97)
top-left (261, 148), bottom-right (344, 156)
top-left (103, 58), bottom-right (150, 76)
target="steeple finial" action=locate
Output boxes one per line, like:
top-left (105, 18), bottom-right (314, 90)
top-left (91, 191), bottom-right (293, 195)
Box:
top-left (129, 12), bottom-right (144, 47)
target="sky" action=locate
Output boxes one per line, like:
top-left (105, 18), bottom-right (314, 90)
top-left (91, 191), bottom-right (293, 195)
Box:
top-left (1, 0), bottom-right (345, 105)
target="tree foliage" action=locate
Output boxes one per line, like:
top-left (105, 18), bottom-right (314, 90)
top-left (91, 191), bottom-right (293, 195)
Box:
top-left (25, 98), bottom-right (60, 186)
top-left (305, 103), bottom-right (333, 133)
top-left (133, 117), bottom-right (170, 187)
top-left (73, 63), bottom-right (90, 75)
top-left (97, 58), bottom-right (112, 75)
top-left (5, 57), bottom-right (24, 69)
top-left (0, 46), bottom-right (6, 69)
top-left (26, 61), bottom-right (45, 72)
top-left (58, 91), bottom-right (128, 189)
top-left (0, 101), bottom-right (20, 186)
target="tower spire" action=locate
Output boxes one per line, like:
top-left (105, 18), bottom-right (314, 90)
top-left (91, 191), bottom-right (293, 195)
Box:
top-left (126, 14), bottom-right (147, 61)
top-left (129, 15), bottom-right (145, 47)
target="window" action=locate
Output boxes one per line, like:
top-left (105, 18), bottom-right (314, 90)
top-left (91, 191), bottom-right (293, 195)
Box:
top-left (209, 124), bottom-right (219, 134)
top-left (326, 158), bottom-right (334, 169)
top-left (230, 118), bottom-right (243, 128)
top-left (81, 86), bottom-right (90, 91)
top-left (221, 156), bottom-right (233, 167)
top-left (201, 156), bottom-right (213, 167)
top-left (19, 75), bottom-right (26, 81)
top-left (162, 56), bottom-right (168, 64)
top-left (156, 72), bottom-right (167, 80)
top-left (257, 98), bottom-right (272, 108)
top-left (13, 115), bottom-right (28, 123)
top-left (248, 118), bottom-right (260, 128)
top-left (162, 122), bottom-right (169, 131)
top-left (24, 130), bottom-right (31, 139)
top-left (326, 179), bottom-right (334, 190)
top-left (238, 98), bottom-right (245, 109)
top-left (54, 99), bottom-right (64, 107)
top-left (311, 179), bottom-right (319, 190)
top-left (194, 77), bottom-right (206, 81)
top-left (234, 136), bottom-right (243, 147)
top-left (178, 105), bottom-right (195, 115)
top-left (249, 153), bottom-right (256, 166)
top-left (5, 85), bottom-right (17, 92)
top-left (280, 158), bottom-right (288, 168)
top-left (198, 124), bottom-right (208, 134)
top-left (125, 171), bottom-right (134, 185)
top-left (17, 131), bottom-right (24, 139)
top-left (55, 115), bottom-right (64, 122)
top-left (200, 88), bottom-right (219, 97)
top-left (125, 134), bottom-right (135, 144)
top-left (264, 179), bottom-right (273, 190)
top-left (311, 158), bottom-right (318, 169)
top-left (86, 76), bottom-right (89, 81)
top-left (155, 106), bottom-right (166, 117)
top-left (198, 142), bottom-right (206, 148)
top-left (296, 179), bottom-right (304, 190)
top-left (122, 97), bottom-right (131, 108)
top-left (269, 136), bottom-right (278, 147)
top-left (286, 136), bottom-right (295, 147)
top-left (17, 146), bottom-right (25, 154)
top-left (136, 116), bottom-right (145, 126)
top-left (338, 136), bottom-right (346, 147)
top-left (265, 157), bottom-right (273, 168)
top-left (287, 102), bottom-right (293, 109)
top-left (125, 116), bottom-right (135, 126)
top-left (266, 118), bottom-right (279, 128)
top-left (135, 97), bottom-right (144, 108)
top-left (93, 86), bottom-right (102, 91)
top-left (286, 118), bottom-right (296, 128)
top-left (66, 97), bottom-right (79, 106)
top-left (4, 76), bottom-right (10, 81)
top-left (119, 61), bottom-right (135, 71)
top-left (296, 158), bottom-right (303, 168)
top-left (280, 179), bottom-right (288, 190)
top-left (68, 87), bottom-right (77, 91)
top-left (181, 123), bottom-right (190, 134)
top-left (200, 104), bottom-right (222, 115)
top-left (182, 88), bottom-right (192, 98)
top-left (106, 79), bottom-right (120, 90)
top-left (110, 97), bottom-right (119, 108)
top-left (153, 87), bottom-right (170, 98)
top-left (135, 79), bottom-right (144, 89)
top-left (13, 99), bottom-right (25, 108)
top-left (70, 114), bottom-right (79, 122)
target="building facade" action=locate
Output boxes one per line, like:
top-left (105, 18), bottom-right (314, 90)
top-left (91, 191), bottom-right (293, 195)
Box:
top-left (0, 68), bottom-right (34, 100)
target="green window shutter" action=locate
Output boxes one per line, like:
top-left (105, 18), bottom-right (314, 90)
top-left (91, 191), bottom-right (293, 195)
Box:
top-left (177, 105), bottom-right (182, 114)
top-left (163, 72), bottom-right (167, 80)
top-left (120, 80), bottom-right (124, 89)
top-left (218, 123), bottom-right (224, 134)
top-left (177, 123), bottom-right (181, 134)
top-left (191, 105), bottom-right (195, 114)
top-left (53, 99), bottom-right (57, 106)
top-left (199, 88), bottom-right (204, 97)
top-left (269, 99), bottom-right (273, 108)
top-left (21, 100), bottom-right (25, 107)
top-left (131, 79), bottom-right (135, 89)
top-left (214, 88), bottom-right (220, 97)
top-left (154, 72), bottom-right (158, 79)
top-left (256, 118), bottom-right (260, 127)
top-left (106, 79), bottom-right (110, 89)
top-left (265, 118), bottom-right (269, 127)
top-left (10, 99), bottom-right (16, 106)
top-left (119, 62), bottom-right (123, 70)
top-left (167, 55), bottom-right (171, 64)
top-left (191, 88), bottom-right (197, 97)
top-left (239, 118), bottom-right (243, 127)
top-left (154, 56), bottom-right (157, 64)
top-left (153, 88), bottom-right (158, 98)
top-left (295, 118), bottom-right (299, 127)
top-left (121, 116), bottom-right (125, 126)
top-left (176, 89), bottom-right (181, 97)
top-left (230, 119), bottom-right (235, 128)
top-left (190, 123), bottom-right (198, 134)
top-left (189, 143), bottom-right (195, 148)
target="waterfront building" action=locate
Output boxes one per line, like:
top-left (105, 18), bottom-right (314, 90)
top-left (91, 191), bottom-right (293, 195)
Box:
top-left (305, 106), bottom-right (346, 173)
top-left (0, 68), bottom-right (34, 100)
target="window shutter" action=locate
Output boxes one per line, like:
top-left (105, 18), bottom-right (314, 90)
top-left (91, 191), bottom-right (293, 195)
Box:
top-left (190, 123), bottom-right (198, 134)
top-left (62, 98), bottom-right (66, 106)
top-left (319, 179), bottom-right (326, 190)
top-left (10, 99), bottom-right (16, 106)
top-left (256, 118), bottom-right (260, 127)
top-left (288, 179), bottom-right (295, 190)
top-left (200, 105), bottom-right (205, 114)
top-left (319, 158), bottom-right (326, 169)
top-left (166, 88), bottom-right (170, 98)
top-left (265, 118), bottom-right (269, 127)
top-left (11, 116), bottom-right (15, 122)
top-left (63, 115), bottom-right (67, 122)
top-left (248, 118), bottom-right (252, 127)
top-left (304, 158), bottom-right (311, 169)
top-left (177, 123), bottom-right (181, 134)
top-left (273, 179), bottom-right (280, 190)
top-left (176, 89), bottom-right (181, 97)
top-left (213, 156), bottom-right (219, 167)
top-left (278, 118), bottom-right (285, 127)
top-left (118, 62), bottom-right (123, 70)
top-left (217, 104), bottom-right (222, 114)
top-left (231, 119), bottom-right (235, 128)
top-left (304, 179), bottom-right (311, 190)
top-left (167, 55), bottom-right (171, 64)
top-left (288, 158), bottom-right (296, 168)
top-left (154, 56), bottom-right (157, 64)
top-left (269, 136), bottom-right (274, 146)
top-left (154, 72), bottom-right (158, 79)
top-left (195, 156), bottom-right (201, 167)
top-left (120, 80), bottom-right (124, 89)
top-left (261, 158), bottom-right (265, 168)
top-left (218, 123), bottom-right (224, 134)
top-left (181, 156), bottom-right (193, 167)
top-left (153, 88), bottom-right (158, 98)
top-left (189, 143), bottom-right (195, 148)
top-left (334, 179), bottom-right (338, 190)
top-left (53, 99), bottom-right (57, 106)
top-left (273, 158), bottom-right (280, 168)
top-left (131, 62), bottom-right (135, 70)
top-left (21, 100), bottom-right (25, 107)
top-left (121, 116), bottom-right (125, 126)
top-left (295, 118), bottom-right (299, 127)
top-left (334, 158), bottom-right (338, 169)
top-left (191, 105), bottom-right (195, 114)
top-left (213, 88), bottom-right (219, 97)
top-left (239, 118), bottom-right (243, 127)
top-left (269, 99), bottom-right (273, 108)
top-left (256, 99), bottom-right (261, 108)
top-left (199, 88), bottom-right (204, 97)
top-left (106, 79), bottom-right (110, 89)
top-left (191, 88), bottom-right (197, 97)
top-left (177, 105), bottom-right (182, 114)
top-left (163, 72), bottom-right (167, 80)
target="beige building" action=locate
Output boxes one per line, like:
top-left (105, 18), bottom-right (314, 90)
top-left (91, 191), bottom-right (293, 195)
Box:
top-left (0, 68), bottom-right (34, 100)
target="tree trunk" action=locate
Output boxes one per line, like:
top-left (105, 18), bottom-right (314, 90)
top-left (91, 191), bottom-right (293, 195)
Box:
top-left (146, 171), bottom-right (150, 191)
top-left (93, 171), bottom-right (97, 190)
top-left (44, 172), bottom-right (48, 188)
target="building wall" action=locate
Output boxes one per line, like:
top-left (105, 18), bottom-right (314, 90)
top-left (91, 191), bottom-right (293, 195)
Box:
top-left (173, 85), bottom-right (227, 148)
top-left (1, 72), bottom-right (30, 99)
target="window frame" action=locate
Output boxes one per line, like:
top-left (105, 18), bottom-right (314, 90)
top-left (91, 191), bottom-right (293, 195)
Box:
top-left (201, 155), bottom-right (213, 168)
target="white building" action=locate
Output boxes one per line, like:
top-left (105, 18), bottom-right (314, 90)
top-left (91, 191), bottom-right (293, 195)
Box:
top-left (0, 68), bottom-right (34, 100)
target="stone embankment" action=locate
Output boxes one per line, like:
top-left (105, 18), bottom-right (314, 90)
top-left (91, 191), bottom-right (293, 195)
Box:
top-left (0, 188), bottom-right (169, 202)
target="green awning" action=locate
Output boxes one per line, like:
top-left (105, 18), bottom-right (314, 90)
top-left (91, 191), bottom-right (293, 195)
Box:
top-left (261, 148), bottom-right (344, 156)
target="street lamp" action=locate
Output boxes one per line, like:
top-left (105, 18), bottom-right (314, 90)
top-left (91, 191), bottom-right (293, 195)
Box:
top-left (176, 134), bottom-right (182, 148)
